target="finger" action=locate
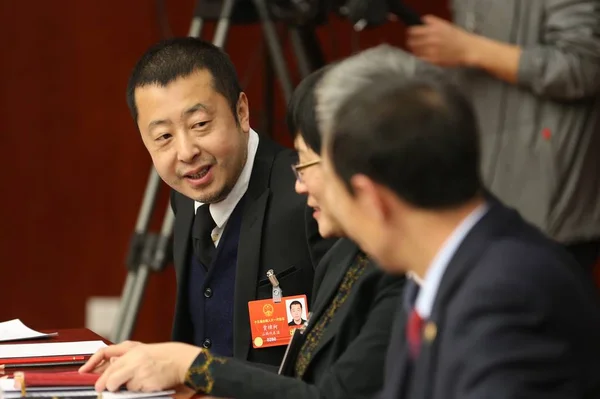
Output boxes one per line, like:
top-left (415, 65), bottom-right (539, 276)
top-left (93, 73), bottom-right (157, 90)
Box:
top-left (408, 44), bottom-right (437, 63)
top-left (79, 349), bottom-right (108, 373)
top-left (94, 357), bottom-right (127, 392)
top-left (120, 340), bottom-right (142, 349)
top-left (86, 359), bottom-right (107, 374)
top-left (125, 377), bottom-right (143, 393)
top-left (406, 25), bottom-right (432, 38)
top-left (104, 363), bottom-right (139, 392)
top-left (422, 14), bottom-right (444, 25)
top-left (407, 40), bottom-right (439, 58)
top-left (406, 36), bottom-right (431, 50)
top-left (80, 343), bottom-right (132, 373)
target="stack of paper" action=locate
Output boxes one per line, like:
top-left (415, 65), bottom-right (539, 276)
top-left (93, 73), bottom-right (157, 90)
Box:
top-left (0, 320), bottom-right (57, 343)
top-left (0, 378), bottom-right (175, 399)
top-left (0, 341), bottom-right (107, 359)
top-left (0, 340), bottom-right (107, 369)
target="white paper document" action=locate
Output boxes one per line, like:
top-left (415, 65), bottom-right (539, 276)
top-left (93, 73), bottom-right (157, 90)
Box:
top-left (0, 380), bottom-right (175, 399)
top-left (0, 340), bottom-right (107, 359)
top-left (0, 379), bottom-right (90, 392)
top-left (0, 320), bottom-right (58, 343)
top-left (3, 392), bottom-right (173, 399)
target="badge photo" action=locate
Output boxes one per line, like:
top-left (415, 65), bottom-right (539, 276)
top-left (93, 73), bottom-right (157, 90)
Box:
top-left (248, 294), bottom-right (309, 349)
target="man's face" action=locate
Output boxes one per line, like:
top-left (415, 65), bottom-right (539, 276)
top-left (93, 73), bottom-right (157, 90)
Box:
top-left (135, 69), bottom-right (250, 203)
top-left (290, 304), bottom-right (302, 320)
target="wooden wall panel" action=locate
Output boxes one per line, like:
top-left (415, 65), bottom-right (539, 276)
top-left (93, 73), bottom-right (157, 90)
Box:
top-left (0, 0), bottom-right (449, 343)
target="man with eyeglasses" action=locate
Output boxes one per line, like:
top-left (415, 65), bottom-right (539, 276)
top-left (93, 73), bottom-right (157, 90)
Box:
top-left (123, 37), bottom-right (332, 369)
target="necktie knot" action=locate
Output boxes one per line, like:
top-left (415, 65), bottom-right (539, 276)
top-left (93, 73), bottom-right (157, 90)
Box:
top-left (193, 204), bottom-right (216, 268)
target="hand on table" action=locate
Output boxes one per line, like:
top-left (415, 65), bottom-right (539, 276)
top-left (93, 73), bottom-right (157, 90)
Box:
top-left (406, 15), bottom-right (478, 67)
top-left (79, 340), bottom-right (142, 374)
top-left (80, 342), bottom-right (201, 392)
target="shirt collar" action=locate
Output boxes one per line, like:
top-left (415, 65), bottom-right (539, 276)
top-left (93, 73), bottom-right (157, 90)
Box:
top-left (194, 128), bottom-right (260, 227)
top-left (414, 203), bottom-right (489, 319)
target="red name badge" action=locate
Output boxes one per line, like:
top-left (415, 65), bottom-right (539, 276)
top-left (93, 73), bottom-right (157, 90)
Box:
top-left (248, 295), bottom-right (308, 348)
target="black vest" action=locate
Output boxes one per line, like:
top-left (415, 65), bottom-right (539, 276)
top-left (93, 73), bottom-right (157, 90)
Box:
top-left (187, 197), bottom-right (245, 356)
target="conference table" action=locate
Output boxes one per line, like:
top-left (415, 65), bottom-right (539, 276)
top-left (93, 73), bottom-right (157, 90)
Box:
top-left (0, 328), bottom-right (208, 399)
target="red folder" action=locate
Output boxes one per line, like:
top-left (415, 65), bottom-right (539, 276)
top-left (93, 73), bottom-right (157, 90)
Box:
top-left (14, 371), bottom-right (100, 387)
top-left (0, 355), bottom-right (86, 367)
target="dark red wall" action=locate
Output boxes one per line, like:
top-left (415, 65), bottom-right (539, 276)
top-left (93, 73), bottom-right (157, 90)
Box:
top-left (0, 1), bottom-right (450, 342)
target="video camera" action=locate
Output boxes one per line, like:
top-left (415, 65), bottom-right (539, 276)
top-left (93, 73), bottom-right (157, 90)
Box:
top-left (268, 0), bottom-right (422, 29)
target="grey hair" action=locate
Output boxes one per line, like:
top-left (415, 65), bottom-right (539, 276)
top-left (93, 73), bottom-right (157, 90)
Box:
top-left (315, 44), bottom-right (429, 138)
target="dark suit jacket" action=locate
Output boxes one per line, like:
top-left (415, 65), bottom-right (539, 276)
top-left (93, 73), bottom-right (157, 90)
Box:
top-left (380, 199), bottom-right (600, 399)
top-left (170, 136), bottom-right (333, 367)
top-left (190, 238), bottom-right (405, 399)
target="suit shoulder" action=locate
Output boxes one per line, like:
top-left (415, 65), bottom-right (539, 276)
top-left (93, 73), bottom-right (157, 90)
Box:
top-left (266, 147), bottom-right (301, 196)
top-left (461, 236), bottom-right (599, 317)
top-left (476, 237), bottom-right (580, 283)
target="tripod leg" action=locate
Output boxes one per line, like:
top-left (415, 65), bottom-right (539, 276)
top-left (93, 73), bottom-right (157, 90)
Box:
top-left (213, 0), bottom-right (236, 48)
top-left (111, 168), bottom-right (162, 343)
top-left (262, 49), bottom-right (275, 137)
top-left (117, 264), bottom-right (151, 342)
top-left (188, 0), bottom-right (204, 37)
top-left (151, 206), bottom-right (175, 273)
top-left (289, 29), bottom-right (311, 79)
top-left (110, 274), bottom-right (136, 342)
top-left (289, 26), bottom-right (326, 77)
top-left (117, 202), bottom-right (176, 342)
top-left (252, 0), bottom-right (293, 103)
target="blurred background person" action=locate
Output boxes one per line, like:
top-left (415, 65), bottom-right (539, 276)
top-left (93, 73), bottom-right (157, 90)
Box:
top-left (406, 0), bottom-right (600, 273)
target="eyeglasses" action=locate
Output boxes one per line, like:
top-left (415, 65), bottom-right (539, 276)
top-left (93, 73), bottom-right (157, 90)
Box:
top-left (291, 159), bottom-right (321, 183)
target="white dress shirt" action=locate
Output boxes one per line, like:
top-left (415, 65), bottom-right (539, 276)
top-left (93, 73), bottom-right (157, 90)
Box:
top-left (414, 203), bottom-right (489, 319)
top-left (194, 128), bottom-right (260, 247)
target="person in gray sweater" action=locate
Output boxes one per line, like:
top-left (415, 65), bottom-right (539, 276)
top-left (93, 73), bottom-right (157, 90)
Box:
top-left (406, 0), bottom-right (600, 273)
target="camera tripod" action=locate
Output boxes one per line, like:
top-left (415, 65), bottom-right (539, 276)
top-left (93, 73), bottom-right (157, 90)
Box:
top-left (110, 0), bottom-right (325, 344)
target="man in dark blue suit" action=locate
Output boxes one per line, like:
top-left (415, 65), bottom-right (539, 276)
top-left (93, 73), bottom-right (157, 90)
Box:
top-left (315, 55), bottom-right (600, 398)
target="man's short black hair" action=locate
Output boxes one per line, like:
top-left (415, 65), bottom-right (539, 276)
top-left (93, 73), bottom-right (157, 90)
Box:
top-left (126, 37), bottom-right (242, 123)
top-left (289, 300), bottom-right (303, 310)
top-left (286, 66), bottom-right (332, 152)
top-left (328, 77), bottom-right (482, 209)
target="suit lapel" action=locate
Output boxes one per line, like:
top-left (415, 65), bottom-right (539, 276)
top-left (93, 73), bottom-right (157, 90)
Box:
top-left (173, 195), bottom-right (194, 288)
top-left (430, 199), bottom-right (514, 316)
top-left (381, 305), bottom-right (411, 399)
top-left (232, 139), bottom-right (277, 359)
top-left (310, 267), bottom-right (377, 362)
top-left (306, 239), bottom-right (359, 327)
top-left (411, 200), bottom-right (516, 399)
top-left (300, 241), bottom-right (368, 373)
top-left (171, 194), bottom-right (195, 342)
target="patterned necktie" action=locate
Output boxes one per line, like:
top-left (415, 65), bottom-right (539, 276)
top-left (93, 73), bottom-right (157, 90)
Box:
top-left (192, 204), bottom-right (216, 268)
top-left (407, 308), bottom-right (424, 360)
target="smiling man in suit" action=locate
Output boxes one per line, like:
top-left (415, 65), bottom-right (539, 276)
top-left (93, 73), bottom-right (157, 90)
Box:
top-left (125, 37), bottom-right (330, 367)
top-left (316, 57), bottom-right (600, 398)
